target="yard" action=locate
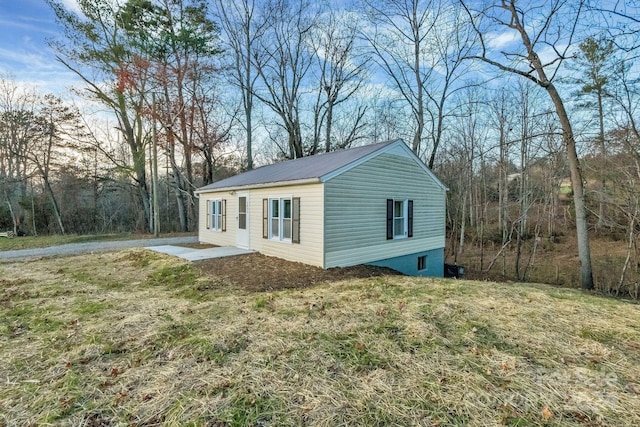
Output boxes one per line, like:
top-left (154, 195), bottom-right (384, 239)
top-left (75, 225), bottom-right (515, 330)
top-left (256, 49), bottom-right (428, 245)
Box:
top-left (1, 249), bottom-right (639, 425)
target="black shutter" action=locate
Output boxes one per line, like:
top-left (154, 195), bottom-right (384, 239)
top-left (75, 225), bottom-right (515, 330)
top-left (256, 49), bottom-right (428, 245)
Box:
top-left (221, 199), bottom-right (227, 232)
top-left (408, 199), bottom-right (413, 238)
top-left (386, 199), bottom-right (393, 240)
top-left (263, 198), bottom-right (268, 239)
top-left (292, 197), bottom-right (300, 244)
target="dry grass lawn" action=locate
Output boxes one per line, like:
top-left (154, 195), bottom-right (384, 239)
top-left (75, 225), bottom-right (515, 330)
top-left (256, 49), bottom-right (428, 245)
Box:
top-left (1, 249), bottom-right (639, 426)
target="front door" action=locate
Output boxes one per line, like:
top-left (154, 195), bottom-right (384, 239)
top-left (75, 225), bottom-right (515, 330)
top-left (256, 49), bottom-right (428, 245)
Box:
top-left (236, 194), bottom-right (250, 249)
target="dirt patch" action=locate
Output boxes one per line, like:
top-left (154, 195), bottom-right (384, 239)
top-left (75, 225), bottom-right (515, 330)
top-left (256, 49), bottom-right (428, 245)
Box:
top-left (195, 252), bottom-right (401, 292)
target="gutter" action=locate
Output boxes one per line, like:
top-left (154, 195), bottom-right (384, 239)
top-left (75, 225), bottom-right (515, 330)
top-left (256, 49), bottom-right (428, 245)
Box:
top-left (194, 177), bottom-right (322, 195)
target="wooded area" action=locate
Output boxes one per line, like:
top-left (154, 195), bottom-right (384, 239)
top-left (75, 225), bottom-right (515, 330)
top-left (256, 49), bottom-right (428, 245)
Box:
top-left (1, 0), bottom-right (639, 294)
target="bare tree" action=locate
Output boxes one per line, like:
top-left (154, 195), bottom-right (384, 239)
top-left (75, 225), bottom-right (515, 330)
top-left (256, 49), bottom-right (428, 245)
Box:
top-left (310, 9), bottom-right (369, 154)
top-left (424, 3), bottom-right (477, 168)
top-left (489, 89), bottom-right (514, 243)
top-left (214, 0), bottom-right (267, 170)
top-left (23, 95), bottom-right (86, 235)
top-left (0, 76), bottom-right (34, 234)
top-left (461, 0), bottom-right (595, 290)
top-left (362, 0), bottom-right (442, 155)
top-left (252, 0), bottom-right (317, 159)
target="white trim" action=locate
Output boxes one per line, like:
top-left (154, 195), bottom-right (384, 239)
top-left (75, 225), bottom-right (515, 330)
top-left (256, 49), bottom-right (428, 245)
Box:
top-left (209, 199), bottom-right (223, 231)
top-left (393, 199), bottom-right (408, 239)
top-left (195, 178), bottom-right (320, 194)
top-left (268, 196), bottom-right (293, 243)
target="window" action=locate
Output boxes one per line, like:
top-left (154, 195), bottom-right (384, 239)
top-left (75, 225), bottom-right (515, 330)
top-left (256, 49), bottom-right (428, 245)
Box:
top-left (283, 199), bottom-right (292, 239)
top-left (207, 199), bottom-right (226, 231)
top-left (263, 197), bottom-right (300, 243)
top-left (269, 198), bottom-right (292, 241)
top-left (394, 200), bottom-right (405, 237)
top-left (387, 199), bottom-right (413, 240)
top-left (417, 255), bottom-right (427, 271)
top-left (270, 198), bottom-right (281, 239)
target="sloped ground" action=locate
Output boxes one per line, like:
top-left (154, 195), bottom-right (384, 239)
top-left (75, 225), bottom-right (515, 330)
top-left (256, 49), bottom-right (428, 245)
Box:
top-left (1, 249), bottom-right (639, 426)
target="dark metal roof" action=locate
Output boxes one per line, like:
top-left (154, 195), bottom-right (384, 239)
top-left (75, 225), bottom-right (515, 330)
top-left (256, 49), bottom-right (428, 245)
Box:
top-left (198, 139), bottom-right (400, 191)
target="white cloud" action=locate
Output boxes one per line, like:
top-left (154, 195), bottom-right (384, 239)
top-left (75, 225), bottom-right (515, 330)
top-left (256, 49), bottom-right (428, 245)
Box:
top-left (487, 30), bottom-right (520, 50)
top-left (60, 0), bottom-right (82, 14)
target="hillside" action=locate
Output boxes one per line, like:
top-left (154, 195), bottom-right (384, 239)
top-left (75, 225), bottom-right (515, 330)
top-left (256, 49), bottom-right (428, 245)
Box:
top-left (1, 249), bottom-right (639, 426)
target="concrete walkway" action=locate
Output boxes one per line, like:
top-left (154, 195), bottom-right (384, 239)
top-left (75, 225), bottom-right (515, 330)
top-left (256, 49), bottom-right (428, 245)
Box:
top-left (0, 236), bottom-right (199, 262)
top-left (146, 245), bottom-right (253, 261)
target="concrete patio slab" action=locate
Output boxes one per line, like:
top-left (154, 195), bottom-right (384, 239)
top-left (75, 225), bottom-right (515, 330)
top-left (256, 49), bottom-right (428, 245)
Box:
top-left (146, 245), bottom-right (253, 261)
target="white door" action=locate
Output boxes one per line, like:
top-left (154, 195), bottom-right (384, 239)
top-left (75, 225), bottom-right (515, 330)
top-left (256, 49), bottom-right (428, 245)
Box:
top-left (236, 194), bottom-right (250, 249)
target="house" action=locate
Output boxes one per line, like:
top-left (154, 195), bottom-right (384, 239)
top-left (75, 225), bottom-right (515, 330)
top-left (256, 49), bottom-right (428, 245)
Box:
top-left (195, 139), bottom-right (447, 277)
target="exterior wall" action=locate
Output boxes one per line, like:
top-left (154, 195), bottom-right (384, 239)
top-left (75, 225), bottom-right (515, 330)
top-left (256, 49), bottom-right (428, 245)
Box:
top-left (324, 151), bottom-right (446, 271)
top-left (368, 247), bottom-right (444, 277)
top-left (198, 183), bottom-right (325, 267)
top-left (199, 191), bottom-right (238, 247)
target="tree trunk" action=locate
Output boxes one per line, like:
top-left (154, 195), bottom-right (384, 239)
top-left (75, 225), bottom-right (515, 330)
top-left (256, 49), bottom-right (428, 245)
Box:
top-left (168, 145), bottom-right (188, 232)
top-left (596, 89), bottom-right (606, 229)
top-left (412, 15), bottom-right (424, 155)
top-left (546, 83), bottom-right (594, 289)
top-left (325, 102), bottom-right (334, 153)
top-left (458, 191), bottom-right (466, 256)
top-left (42, 175), bottom-right (65, 235)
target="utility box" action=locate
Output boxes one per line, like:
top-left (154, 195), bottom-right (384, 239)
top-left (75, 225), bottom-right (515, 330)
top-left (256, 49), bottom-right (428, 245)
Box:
top-left (444, 263), bottom-right (465, 279)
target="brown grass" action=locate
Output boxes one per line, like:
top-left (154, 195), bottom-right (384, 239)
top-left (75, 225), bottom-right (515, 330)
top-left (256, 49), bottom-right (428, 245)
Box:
top-left (1, 249), bottom-right (639, 426)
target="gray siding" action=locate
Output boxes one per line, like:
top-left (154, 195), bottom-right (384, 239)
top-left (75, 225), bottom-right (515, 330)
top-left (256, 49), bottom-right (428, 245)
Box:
top-left (324, 152), bottom-right (446, 268)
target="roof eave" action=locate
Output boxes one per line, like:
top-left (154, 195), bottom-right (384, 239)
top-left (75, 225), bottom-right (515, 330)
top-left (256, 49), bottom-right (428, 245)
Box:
top-left (195, 177), bottom-right (322, 194)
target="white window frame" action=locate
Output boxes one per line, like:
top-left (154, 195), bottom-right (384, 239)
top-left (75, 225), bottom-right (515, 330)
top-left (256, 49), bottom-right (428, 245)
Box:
top-left (268, 197), bottom-right (292, 242)
top-left (209, 199), bottom-right (222, 231)
top-left (393, 199), bottom-right (408, 239)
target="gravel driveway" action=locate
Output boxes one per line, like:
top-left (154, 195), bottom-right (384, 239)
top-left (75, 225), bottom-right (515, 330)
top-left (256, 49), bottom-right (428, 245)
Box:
top-left (0, 236), bottom-right (198, 262)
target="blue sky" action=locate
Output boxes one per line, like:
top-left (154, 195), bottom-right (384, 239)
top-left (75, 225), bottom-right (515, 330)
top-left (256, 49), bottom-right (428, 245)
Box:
top-left (0, 0), bottom-right (81, 97)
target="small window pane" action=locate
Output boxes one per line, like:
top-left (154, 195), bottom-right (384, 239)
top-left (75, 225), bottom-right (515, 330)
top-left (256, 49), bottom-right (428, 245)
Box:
top-left (283, 199), bottom-right (291, 219)
top-left (394, 218), bottom-right (404, 236)
top-left (272, 199), bottom-right (279, 218)
top-left (271, 218), bottom-right (279, 238)
top-left (394, 201), bottom-right (403, 218)
top-left (283, 218), bottom-right (291, 239)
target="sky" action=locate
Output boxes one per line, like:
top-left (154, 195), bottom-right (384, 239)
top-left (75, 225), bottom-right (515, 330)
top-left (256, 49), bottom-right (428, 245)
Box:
top-left (0, 0), bottom-right (81, 97)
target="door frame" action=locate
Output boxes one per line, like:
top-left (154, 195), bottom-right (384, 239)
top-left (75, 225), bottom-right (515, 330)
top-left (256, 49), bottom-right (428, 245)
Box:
top-left (236, 193), bottom-right (250, 249)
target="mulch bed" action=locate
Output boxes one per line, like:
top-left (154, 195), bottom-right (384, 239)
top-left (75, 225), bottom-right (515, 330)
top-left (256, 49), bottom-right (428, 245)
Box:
top-left (194, 252), bottom-right (401, 292)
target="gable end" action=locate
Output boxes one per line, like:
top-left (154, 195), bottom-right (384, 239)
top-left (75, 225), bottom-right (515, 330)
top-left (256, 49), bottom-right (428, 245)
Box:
top-left (320, 140), bottom-right (447, 191)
